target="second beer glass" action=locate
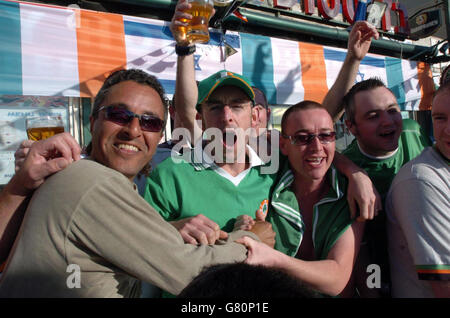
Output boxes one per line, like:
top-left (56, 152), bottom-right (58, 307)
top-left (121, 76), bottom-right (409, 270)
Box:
top-left (26, 116), bottom-right (64, 141)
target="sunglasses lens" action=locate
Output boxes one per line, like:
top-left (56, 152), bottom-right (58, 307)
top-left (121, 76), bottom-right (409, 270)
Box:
top-left (318, 132), bottom-right (336, 143)
top-left (105, 108), bottom-right (132, 125)
top-left (140, 115), bottom-right (163, 132)
top-left (292, 134), bottom-right (311, 145)
top-left (102, 106), bottom-right (163, 132)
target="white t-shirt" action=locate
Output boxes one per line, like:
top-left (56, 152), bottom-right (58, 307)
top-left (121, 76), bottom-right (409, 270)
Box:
top-left (386, 147), bottom-right (450, 298)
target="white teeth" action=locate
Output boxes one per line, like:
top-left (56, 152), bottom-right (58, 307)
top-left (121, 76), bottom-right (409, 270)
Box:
top-left (118, 144), bottom-right (139, 152)
top-left (306, 157), bottom-right (323, 164)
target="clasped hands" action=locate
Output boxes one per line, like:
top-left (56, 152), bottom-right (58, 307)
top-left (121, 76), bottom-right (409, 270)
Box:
top-left (170, 208), bottom-right (275, 248)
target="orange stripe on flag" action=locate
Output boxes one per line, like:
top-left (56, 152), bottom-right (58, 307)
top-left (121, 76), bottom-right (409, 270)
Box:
top-left (76, 10), bottom-right (127, 98)
top-left (417, 62), bottom-right (435, 111)
top-left (298, 42), bottom-right (328, 103)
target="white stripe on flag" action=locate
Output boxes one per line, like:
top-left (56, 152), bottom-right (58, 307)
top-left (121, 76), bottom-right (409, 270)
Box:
top-left (124, 16), bottom-right (243, 86)
top-left (401, 59), bottom-right (421, 110)
top-left (324, 47), bottom-right (347, 89)
top-left (358, 53), bottom-right (388, 85)
top-left (271, 37), bottom-right (304, 105)
top-left (20, 3), bottom-right (80, 96)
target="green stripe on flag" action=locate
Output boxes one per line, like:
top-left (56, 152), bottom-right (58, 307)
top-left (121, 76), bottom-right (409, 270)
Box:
top-left (0, 0), bottom-right (22, 95)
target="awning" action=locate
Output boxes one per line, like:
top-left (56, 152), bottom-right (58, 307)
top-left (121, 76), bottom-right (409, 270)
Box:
top-left (0, 0), bottom-right (435, 110)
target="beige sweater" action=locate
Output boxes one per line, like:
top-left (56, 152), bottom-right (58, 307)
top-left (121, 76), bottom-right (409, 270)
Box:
top-left (0, 159), bottom-right (253, 297)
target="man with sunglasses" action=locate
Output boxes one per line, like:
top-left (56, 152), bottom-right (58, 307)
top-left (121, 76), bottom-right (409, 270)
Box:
top-left (237, 101), bottom-right (365, 297)
top-left (0, 69), bottom-right (275, 297)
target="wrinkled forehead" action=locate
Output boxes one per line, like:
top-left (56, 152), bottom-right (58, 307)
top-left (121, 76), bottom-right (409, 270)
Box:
top-left (353, 86), bottom-right (398, 116)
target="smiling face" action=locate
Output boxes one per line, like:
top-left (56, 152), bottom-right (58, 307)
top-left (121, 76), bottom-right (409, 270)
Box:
top-left (346, 86), bottom-right (402, 157)
top-left (432, 89), bottom-right (450, 160)
top-left (199, 85), bottom-right (257, 162)
top-left (280, 108), bottom-right (335, 183)
top-left (89, 80), bottom-right (165, 180)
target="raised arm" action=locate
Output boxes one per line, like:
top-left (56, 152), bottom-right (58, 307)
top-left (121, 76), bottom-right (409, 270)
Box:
top-left (0, 133), bottom-right (81, 264)
top-left (322, 21), bottom-right (379, 121)
top-left (170, 0), bottom-right (204, 144)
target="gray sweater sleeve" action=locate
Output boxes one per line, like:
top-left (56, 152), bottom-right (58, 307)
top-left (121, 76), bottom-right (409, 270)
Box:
top-left (69, 173), bottom-right (252, 295)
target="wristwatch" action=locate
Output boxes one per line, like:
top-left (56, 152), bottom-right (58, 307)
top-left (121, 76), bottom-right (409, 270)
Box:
top-left (175, 44), bottom-right (196, 56)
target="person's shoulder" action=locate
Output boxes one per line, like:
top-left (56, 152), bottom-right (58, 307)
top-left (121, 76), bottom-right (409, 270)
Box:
top-left (150, 150), bottom-right (196, 179)
top-left (341, 139), bottom-right (358, 156)
top-left (47, 159), bottom-right (126, 188)
top-left (401, 118), bottom-right (421, 131)
top-left (395, 147), bottom-right (446, 183)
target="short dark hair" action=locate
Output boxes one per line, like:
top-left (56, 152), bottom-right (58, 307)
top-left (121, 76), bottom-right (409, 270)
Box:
top-left (343, 78), bottom-right (393, 124)
top-left (440, 64), bottom-right (450, 87)
top-left (281, 100), bottom-right (326, 134)
top-left (178, 263), bottom-right (319, 298)
top-left (91, 69), bottom-right (168, 122)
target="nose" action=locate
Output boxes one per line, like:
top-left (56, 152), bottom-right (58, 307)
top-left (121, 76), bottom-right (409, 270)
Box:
top-left (125, 117), bottom-right (142, 138)
top-left (308, 135), bottom-right (323, 151)
top-left (380, 111), bottom-right (396, 126)
top-left (222, 105), bottom-right (234, 123)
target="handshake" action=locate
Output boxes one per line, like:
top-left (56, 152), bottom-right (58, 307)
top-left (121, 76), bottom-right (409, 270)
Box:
top-left (170, 203), bottom-right (276, 248)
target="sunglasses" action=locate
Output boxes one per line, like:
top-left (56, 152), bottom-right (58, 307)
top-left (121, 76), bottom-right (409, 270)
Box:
top-left (282, 132), bottom-right (336, 145)
top-left (97, 106), bottom-right (164, 132)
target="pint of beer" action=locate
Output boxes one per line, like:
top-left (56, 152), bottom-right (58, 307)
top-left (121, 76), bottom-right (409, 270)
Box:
top-left (175, 0), bottom-right (214, 44)
top-left (26, 116), bottom-right (65, 141)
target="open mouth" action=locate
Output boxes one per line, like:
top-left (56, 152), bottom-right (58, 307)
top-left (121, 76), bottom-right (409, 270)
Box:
top-left (379, 130), bottom-right (396, 138)
top-left (222, 131), bottom-right (237, 148)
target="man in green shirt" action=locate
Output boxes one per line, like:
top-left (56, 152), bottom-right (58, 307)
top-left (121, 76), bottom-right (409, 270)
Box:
top-left (238, 101), bottom-right (365, 297)
top-left (341, 78), bottom-right (431, 297)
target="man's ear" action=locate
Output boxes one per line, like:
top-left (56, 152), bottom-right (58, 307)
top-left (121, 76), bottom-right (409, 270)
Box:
top-left (251, 106), bottom-right (260, 129)
top-left (345, 119), bottom-right (357, 136)
top-left (279, 134), bottom-right (289, 156)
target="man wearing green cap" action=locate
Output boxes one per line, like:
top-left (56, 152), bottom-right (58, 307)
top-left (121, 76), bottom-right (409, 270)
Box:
top-left (144, 1), bottom-right (379, 250)
top-left (145, 68), bottom-right (276, 243)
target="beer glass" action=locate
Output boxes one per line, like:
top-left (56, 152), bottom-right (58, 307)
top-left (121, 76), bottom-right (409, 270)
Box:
top-left (26, 116), bottom-right (64, 141)
top-left (176, 0), bottom-right (214, 44)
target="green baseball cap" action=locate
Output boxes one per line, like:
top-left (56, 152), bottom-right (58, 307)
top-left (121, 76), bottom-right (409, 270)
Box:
top-left (196, 70), bottom-right (255, 111)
